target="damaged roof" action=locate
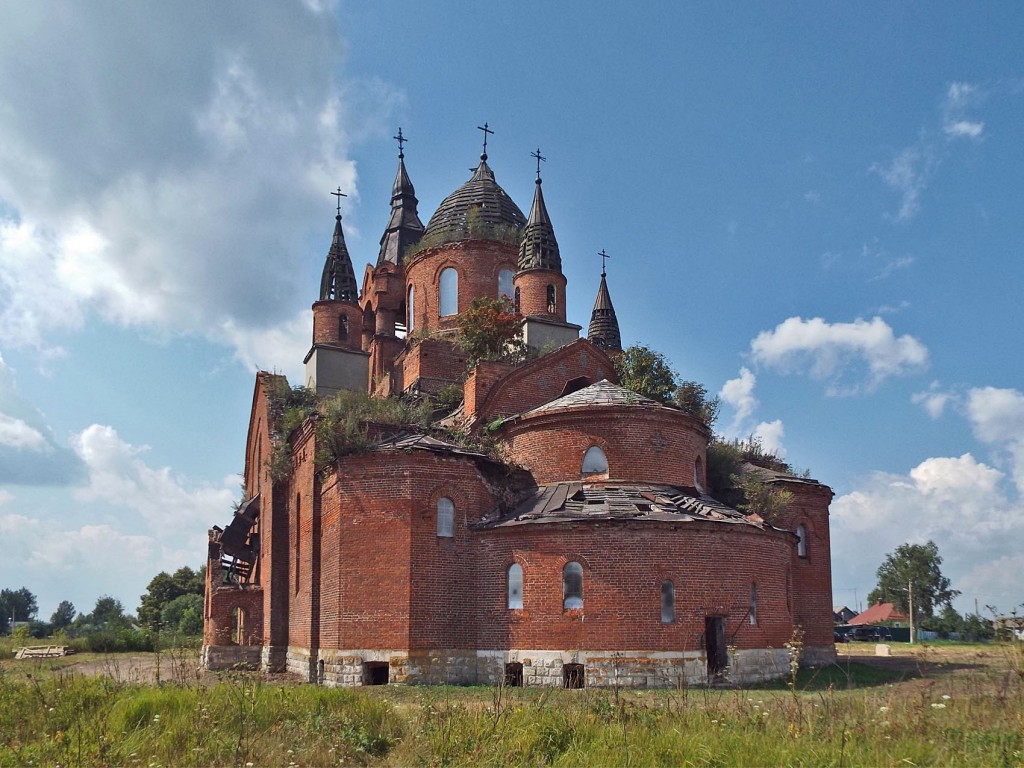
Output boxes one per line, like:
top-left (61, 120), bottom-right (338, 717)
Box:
top-left (372, 431), bottom-right (491, 460)
top-left (522, 379), bottom-right (664, 417)
top-left (474, 482), bottom-right (780, 531)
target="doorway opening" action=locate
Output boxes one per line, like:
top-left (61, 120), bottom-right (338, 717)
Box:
top-left (705, 616), bottom-right (728, 682)
top-left (363, 661), bottom-right (390, 686)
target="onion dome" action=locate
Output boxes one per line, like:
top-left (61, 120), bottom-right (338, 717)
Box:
top-left (587, 270), bottom-right (621, 351)
top-left (376, 143), bottom-right (425, 267)
top-left (422, 154), bottom-right (526, 244)
top-left (319, 214), bottom-right (358, 303)
top-left (517, 175), bottom-right (561, 271)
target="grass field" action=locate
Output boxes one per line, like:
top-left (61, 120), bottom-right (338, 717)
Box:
top-left (1, 641), bottom-right (1021, 766)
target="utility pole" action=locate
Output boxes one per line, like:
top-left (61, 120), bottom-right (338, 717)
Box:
top-left (908, 580), bottom-right (915, 644)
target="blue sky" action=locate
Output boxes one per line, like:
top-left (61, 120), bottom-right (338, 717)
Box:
top-left (1, 2), bottom-right (1022, 621)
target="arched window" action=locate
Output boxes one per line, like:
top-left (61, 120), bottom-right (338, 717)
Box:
top-left (498, 268), bottom-right (514, 299)
top-left (694, 456), bottom-right (704, 491)
top-left (436, 497), bottom-right (454, 538)
top-left (563, 561), bottom-right (583, 610)
top-left (507, 563), bottom-right (523, 609)
top-left (661, 580), bottom-right (675, 624)
top-left (581, 445), bottom-right (608, 476)
top-left (546, 284), bottom-right (556, 314)
top-left (407, 285), bottom-right (415, 333)
top-left (514, 286), bottom-right (521, 313)
top-left (231, 607), bottom-right (245, 644)
top-left (796, 524), bottom-right (808, 558)
top-left (338, 315), bottom-right (349, 341)
top-left (439, 268), bottom-right (458, 316)
top-left (749, 582), bottom-right (758, 625)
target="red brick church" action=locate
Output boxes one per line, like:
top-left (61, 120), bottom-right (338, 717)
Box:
top-left (202, 131), bottom-right (835, 687)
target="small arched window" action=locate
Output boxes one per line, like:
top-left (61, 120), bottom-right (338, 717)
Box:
top-left (498, 268), bottom-right (514, 299)
top-left (563, 561), bottom-right (583, 610)
top-left (749, 582), bottom-right (758, 625)
top-left (796, 524), bottom-right (807, 558)
top-left (694, 456), bottom-right (704, 491)
top-left (407, 285), bottom-right (415, 333)
top-left (338, 315), bottom-right (349, 341)
top-left (581, 445), bottom-right (608, 476)
top-left (437, 497), bottom-right (454, 538)
top-left (507, 563), bottom-right (523, 609)
top-left (546, 284), bottom-right (556, 314)
top-left (514, 286), bottom-right (521, 313)
top-left (661, 580), bottom-right (675, 624)
top-left (439, 268), bottom-right (458, 316)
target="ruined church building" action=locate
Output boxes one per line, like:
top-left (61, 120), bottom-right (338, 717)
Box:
top-left (202, 128), bottom-right (836, 688)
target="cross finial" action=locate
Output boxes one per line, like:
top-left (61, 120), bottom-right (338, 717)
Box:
top-left (477, 121), bottom-right (494, 158)
top-left (599, 249), bottom-right (610, 277)
top-left (393, 128), bottom-right (407, 158)
top-left (530, 148), bottom-right (546, 180)
top-left (331, 187), bottom-right (347, 217)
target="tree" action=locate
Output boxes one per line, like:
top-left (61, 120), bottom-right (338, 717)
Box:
top-left (138, 566), bottom-right (205, 630)
top-left (160, 593), bottom-right (204, 635)
top-left (867, 541), bottom-right (960, 620)
top-left (734, 474), bottom-right (793, 523)
top-left (613, 345), bottom-right (677, 403)
top-left (89, 595), bottom-right (129, 628)
top-left (50, 600), bottom-right (76, 630)
top-left (455, 296), bottom-right (526, 367)
top-left (674, 380), bottom-right (720, 428)
top-left (0, 587), bottom-right (38, 633)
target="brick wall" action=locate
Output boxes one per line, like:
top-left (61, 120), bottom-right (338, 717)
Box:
top-left (513, 268), bottom-right (567, 322)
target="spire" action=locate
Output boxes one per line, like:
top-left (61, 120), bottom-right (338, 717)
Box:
top-left (588, 252), bottom-right (621, 351)
top-left (320, 190), bottom-right (358, 302)
top-left (517, 150), bottom-right (561, 272)
top-left (376, 128), bottom-right (425, 266)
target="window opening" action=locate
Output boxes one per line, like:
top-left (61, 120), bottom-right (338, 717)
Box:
top-left (407, 285), bottom-right (415, 333)
top-left (563, 561), bottom-right (583, 610)
top-left (363, 662), bottom-right (389, 686)
top-left (694, 455), bottom-right (704, 491)
top-left (581, 445), bottom-right (608, 476)
top-left (507, 563), bottom-right (523, 609)
top-left (498, 268), bottom-right (514, 298)
top-left (317, 659), bottom-right (325, 684)
top-left (796, 524), bottom-right (807, 558)
top-left (546, 284), bottom-right (556, 314)
top-left (514, 286), bottom-right (521, 313)
top-left (231, 607), bottom-right (245, 644)
top-left (439, 268), bottom-right (458, 316)
top-left (437, 497), bottom-right (455, 538)
top-left (749, 582), bottom-right (758, 625)
top-left (338, 315), bottom-right (349, 341)
top-left (661, 580), bottom-right (675, 624)
top-left (562, 663), bottom-right (585, 689)
top-left (294, 493), bottom-right (301, 593)
top-left (504, 662), bottom-right (524, 687)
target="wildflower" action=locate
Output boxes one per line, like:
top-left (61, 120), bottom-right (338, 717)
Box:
top-left (931, 702), bottom-right (946, 709)
top-left (941, 694), bottom-right (951, 700)
top-left (879, 706), bottom-right (889, 712)
top-left (48, 707), bottom-right (55, 713)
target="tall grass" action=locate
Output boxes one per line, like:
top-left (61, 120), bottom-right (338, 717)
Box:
top-left (0, 645), bottom-right (1021, 766)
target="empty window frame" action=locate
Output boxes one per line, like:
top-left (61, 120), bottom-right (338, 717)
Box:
top-left (546, 284), bottom-right (557, 314)
top-left (563, 561), bottom-right (583, 610)
top-left (661, 580), bottom-right (675, 624)
top-left (407, 285), bottom-right (415, 333)
top-left (694, 455), bottom-right (704, 491)
top-left (581, 445), bottom-right (608, 476)
top-left (439, 268), bottom-right (458, 316)
top-left (498, 268), bottom-right (514, 299)
top-left (363, 662), bottom-right (389, 686)
top-left (504, 662), bottom-right (524, 687)
top-left (436, 497), bottom-right (455, 538)
top-left (749, 582), bottom-right (758, 625)
top-left (796, 524), bottom-right (808, 558)
top-left (562, 663), bottom-right (585, 689)
top-left (338, 314), bottom-right (349, 341)
top-left (514, 286), bottom-right (521, 313)
top-left (507, 563), bottom-right (524, 609)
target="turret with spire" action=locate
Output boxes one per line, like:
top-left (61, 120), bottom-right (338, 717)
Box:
top-left (513, 149), bottom-right (568, 323)
top-left (587, 250), bottom-right (622, 352)
top-left (320, 189), bottom-right (359, 302)
top-left (376, 128), bottom-right (424, 267)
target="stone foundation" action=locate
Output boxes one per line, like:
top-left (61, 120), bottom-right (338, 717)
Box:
top-left (201, 644), bottom-right (263, 670)
top-left (800, 644), bottom-right (838, 667)
top-left (276, 646), bottom-right (795, 688)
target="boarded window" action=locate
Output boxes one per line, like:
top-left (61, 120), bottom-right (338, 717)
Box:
top-left (749, 582), bottom-right (758, 625)
top-left (437, 497), bottom-right (455, 538)
top-left (796, 524), bottom-right (808, 558)
top-left (508, 563), bottom-right (523, 609)
top-left (498, 268), bottom-right (514, 298)
top-left (439, 268), bottom-right (458, 316)
top-left (407, 285), bottom-right (415, 332)
top-left (581, 445), bottom-right (608, 476)
top-left (563, 561), bottom-right (583, 610)
top-left (661, 580), bottom-right (675, 624)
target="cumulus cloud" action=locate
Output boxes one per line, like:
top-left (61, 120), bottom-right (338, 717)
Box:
top-left (966, 386), bottom-right (1024, 493)
top-left (718, 367), bottom-right (759, 435)
top-left (912, 383), bottom-right (955, 419)
top-left (752, 420), bottom-right (785, 457)
top-left (0, 413), bottom-right (48, 451)
top-left (0, 3), bottom-right (397, 362)
top-left (943, 82), bottom-right (985, 140)
top-left (750, 316), bottom-right (928, 395)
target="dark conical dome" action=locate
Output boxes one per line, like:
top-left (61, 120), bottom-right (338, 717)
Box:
top-left (588, 273), bottom-right (621, 351)
top-left (376, 154), bottom-right (424, 266)
top-left (320, 215), bottom-right (358, 303)
top-left (422, 155), bottom-right (526, 243)
top-left (518, 177), bottom-right (561, 271)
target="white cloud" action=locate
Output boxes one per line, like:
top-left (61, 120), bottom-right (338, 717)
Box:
top-left (870, 146), bottom-right (934, 222)
top-left (753, 419), bottom-right (785, 457)
top-left (912, 384), bottom-right (955, 419)
top-left (942, 82), bottom-right (985, 140)
top-left (750, 316), bottom-right (928, 395)
top-left (966, 386), bottom-right (1024, 493)
top-left (0, 413), bottom-right (48, 451)
top-left (0, 4), bottom-right (398, 364)
top-left (719, 367), bottom-right (758, 435)
top-left (0, 490), bottom-right (13, 506)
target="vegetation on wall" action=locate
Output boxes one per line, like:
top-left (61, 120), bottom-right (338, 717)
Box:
top-left (455, 296), bottom-right (527, 367)
top-left (705, 437), bottom-right (796, 520)
top-left (404, 207), bottom-right (522, 260)
top-left (613, 344), bottom-right (720, 428)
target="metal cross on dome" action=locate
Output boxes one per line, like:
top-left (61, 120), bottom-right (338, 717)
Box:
top-left (531, 147), bottom-right (546, 179)
top-left (599, 248), bottom-right (611, 277)
top-left (394, 128), bottom-right (407, 158)
top-left (477, 121), bottom-right (494, 156)
top-left (331, 187), bottom-right (347, 216)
